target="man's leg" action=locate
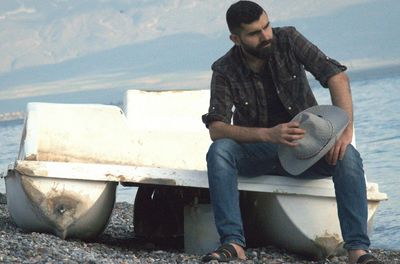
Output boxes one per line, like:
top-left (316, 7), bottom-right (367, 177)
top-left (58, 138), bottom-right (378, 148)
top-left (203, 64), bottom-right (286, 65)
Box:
top-left (332, 145), bottom-right (369, 251)
top-left (206, 138), bottom-right (280, 249)
top-left (297, 144), bottom-right (370, 262)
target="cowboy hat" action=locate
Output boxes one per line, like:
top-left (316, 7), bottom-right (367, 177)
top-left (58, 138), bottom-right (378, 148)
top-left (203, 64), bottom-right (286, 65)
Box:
top-left (278, 105), bottom-right (349, 175)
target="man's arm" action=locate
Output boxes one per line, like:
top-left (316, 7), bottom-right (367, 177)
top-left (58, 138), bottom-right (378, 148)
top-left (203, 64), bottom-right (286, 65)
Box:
top-left (205, 70), bottom-right (304, 147)
top-left (208, 120), bottom-right (305, 147)
top-left (326, 71), bottom-right (354, 165)
top-left (288, 27), bottom-right (352, 164)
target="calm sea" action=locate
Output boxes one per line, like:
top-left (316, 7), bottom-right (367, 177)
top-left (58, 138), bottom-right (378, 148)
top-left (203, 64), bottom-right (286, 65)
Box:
top-left (0, 75), bottom-right (399, 250)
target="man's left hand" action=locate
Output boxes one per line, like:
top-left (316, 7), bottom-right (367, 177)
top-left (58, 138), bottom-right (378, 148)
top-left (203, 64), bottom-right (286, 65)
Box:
top-left (325, 126), bottom-right (353, 165)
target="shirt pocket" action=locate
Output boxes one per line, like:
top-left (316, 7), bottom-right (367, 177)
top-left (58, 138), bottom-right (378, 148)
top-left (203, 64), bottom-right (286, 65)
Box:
top-left (233, 96), bottom-right (258, 126)
top-left (276, 69), bottom-right (302, 100)
top-left (233, 95), bottom-right (251, 114)
top-left (276, 62), bottom-right (303, 84)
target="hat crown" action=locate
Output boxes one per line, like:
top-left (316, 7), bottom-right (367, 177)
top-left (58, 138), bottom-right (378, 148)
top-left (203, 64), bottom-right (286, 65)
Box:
top-left (293, 112), bottom-right (333, 160)
top-left (278, 105), bottom-right (349, 176)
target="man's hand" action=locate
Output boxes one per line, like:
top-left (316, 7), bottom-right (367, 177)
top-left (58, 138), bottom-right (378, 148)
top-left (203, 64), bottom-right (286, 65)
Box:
top-left (266, 121), bottom-right (305, 146)
top-left (325, 126), bottom-right (353, 165)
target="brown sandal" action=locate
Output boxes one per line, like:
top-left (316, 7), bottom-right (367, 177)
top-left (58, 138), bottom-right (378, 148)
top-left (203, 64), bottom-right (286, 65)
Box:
top-left (201, 244), bottom-right (238, 262)
top-left (356, 253), bottom-right (383, 264)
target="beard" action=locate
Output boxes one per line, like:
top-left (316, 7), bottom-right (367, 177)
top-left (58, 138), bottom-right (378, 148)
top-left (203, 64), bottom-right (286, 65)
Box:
top-left (241, 38), bottom-right (275, 59)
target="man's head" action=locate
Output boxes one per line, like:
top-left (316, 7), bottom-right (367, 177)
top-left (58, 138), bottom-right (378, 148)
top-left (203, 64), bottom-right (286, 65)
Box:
top-left (226, 0), bottom-right (264, 34)
top-left (226, 1), bottom-right (274, 59)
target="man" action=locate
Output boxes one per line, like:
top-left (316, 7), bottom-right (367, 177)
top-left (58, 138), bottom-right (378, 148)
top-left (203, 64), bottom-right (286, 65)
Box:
top-left (201, 1), bottom-right (382, 263)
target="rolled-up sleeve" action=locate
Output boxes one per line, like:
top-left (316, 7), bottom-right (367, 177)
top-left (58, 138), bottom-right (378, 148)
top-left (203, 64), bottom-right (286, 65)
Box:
top-left (289, 27), bottom-right (347, 88)
top-left (202, 72), bottom-right (233, 128)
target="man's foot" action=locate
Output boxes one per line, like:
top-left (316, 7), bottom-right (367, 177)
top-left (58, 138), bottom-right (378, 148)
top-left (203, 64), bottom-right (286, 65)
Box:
top-left (202, 243), bottom-right (246, 262)
top-left (349, 250), bottom-right (383, 264)
top-left (230, 243), bottom-right (246, 260)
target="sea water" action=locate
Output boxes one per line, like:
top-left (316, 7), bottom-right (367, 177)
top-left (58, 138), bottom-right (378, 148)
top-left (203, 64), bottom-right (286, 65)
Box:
top-left (0, 75), bottom-right (399, 250)
top-left (312, 76), bottom-right (400, 250)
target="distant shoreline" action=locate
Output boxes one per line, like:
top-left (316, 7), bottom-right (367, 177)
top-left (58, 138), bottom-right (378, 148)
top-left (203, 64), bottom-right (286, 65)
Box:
top-left (348, 63), bottom-right (400, 82)
top-left (0, 63), bottom-right (399, 115)
top-left (0, 112), bottom-right (25, 122)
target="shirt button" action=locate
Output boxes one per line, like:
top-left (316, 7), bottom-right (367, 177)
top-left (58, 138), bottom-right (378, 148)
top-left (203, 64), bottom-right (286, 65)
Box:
top-left (292, 75), bottom-right (296, 79)
top-left (288, 106), bottom-right (292, 110)
top-left (245, 102), bottom-right (249, 105)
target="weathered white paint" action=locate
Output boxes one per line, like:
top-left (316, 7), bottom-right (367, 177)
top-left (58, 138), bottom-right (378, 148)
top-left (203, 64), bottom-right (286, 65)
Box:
top-left (21, 99), bottom-right (211, 170)
top-left (6, 95), bottom-right (212, 240)
top-left (6, 102), bottom-right (129, 239)
top-left (13, 160), bottom-right (387, 201)
top-left (123, 89), bottom-right (212, 170)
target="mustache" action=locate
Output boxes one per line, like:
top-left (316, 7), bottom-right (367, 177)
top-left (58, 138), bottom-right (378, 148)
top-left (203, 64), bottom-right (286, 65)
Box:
top-left (257, 40), bottom-right (273, 48)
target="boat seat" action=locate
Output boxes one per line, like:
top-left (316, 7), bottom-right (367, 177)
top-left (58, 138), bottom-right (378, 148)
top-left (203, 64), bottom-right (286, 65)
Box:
top-left (16, 96), bottom-right (345, 196)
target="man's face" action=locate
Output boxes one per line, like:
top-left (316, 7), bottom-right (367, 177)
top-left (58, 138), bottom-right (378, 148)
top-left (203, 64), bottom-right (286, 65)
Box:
top-left (232, 12), bottom-right (274, 59)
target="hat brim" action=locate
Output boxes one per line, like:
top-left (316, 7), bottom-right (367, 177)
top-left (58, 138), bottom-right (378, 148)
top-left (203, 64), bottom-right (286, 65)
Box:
top-left (278, 105), bottom-right (349, 176)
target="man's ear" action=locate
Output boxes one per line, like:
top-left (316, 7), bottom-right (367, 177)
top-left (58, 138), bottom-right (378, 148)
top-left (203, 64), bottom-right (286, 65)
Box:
top-left (230, 34), bottom-right (240, 46)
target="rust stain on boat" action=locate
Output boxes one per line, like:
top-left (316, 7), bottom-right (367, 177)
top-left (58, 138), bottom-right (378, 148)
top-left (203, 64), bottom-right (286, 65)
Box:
top-left (314, 231), bottom-right (344, 257)
top-left (105, 173), bottom-right (177, 186)
top-left (25, 154), bottom-right (37, 161)
top-left (138, 178), bottom-right (177, 185)
top-left (20, 176), bottom-right (84, 239)
top-left (16, 165), bottom-right (48, 178)
top-left (36, 151), bottom-right (136, 166)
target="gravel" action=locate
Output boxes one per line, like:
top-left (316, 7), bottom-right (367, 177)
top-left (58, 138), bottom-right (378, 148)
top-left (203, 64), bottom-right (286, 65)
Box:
top-left (0, 193), bottom-right (399, 263)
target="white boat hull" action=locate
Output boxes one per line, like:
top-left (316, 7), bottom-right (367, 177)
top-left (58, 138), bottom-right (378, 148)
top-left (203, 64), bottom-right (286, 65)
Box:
top-left (5, 168), bottom-right (117, 239)
top-left (4, 102), bottom-right (128, 239)
top-left (241, 190), bottom-right (381, 258)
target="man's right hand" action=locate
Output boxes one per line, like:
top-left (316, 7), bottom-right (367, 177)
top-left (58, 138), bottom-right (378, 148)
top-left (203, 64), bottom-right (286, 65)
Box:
top-left (263, 121), bottom-right (305, 146)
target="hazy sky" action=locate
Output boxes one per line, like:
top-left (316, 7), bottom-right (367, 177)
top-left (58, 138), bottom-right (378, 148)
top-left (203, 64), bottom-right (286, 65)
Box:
top-left (1, 0), bottom-right (392, 72)
top-left (0, 0), bottom-right (399, 106)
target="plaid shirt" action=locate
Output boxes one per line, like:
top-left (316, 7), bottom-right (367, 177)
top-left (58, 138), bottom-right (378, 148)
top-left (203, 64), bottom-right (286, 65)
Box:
top-left (202, 26), bottom-right (347, 128)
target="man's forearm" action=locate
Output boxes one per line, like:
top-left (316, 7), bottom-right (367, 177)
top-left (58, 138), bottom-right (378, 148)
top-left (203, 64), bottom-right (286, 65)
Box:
top-left (208, 121), bottom-right (267, 143)
top-left (208, 119), bottom-right (305, 146)
top-left (327, 72), bottom-right (354, 130)
top-left (326, 71), bottom-right (354, 163)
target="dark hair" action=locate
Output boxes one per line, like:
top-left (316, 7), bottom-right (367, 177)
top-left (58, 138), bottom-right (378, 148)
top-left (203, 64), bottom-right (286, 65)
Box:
top-left (226, 1), bottom-right (264, 34)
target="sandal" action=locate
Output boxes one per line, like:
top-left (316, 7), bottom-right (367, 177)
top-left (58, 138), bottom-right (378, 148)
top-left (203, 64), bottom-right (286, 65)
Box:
top-left (202, 244), bottom-right (240, 262)
top-left (356, 253), bottom-right (383, 264)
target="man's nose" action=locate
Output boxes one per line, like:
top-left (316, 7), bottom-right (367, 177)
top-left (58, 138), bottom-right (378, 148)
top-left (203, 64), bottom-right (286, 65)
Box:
top-left (260, 29), bottom-right (270, 41)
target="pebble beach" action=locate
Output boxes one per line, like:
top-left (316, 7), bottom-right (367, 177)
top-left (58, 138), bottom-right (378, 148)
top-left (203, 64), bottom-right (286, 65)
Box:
top-left (0, 193), bottom-right (399, 264)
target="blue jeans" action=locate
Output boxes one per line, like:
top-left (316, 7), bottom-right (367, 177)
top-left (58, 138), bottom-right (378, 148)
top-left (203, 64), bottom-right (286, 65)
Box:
top-left (206, 138), bottom-right (370, 251)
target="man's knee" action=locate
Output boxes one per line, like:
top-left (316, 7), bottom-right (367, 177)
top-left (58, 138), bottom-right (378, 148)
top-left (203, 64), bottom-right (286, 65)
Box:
top-left (206, 138), bottom-right (240, 163)
top-left (335, 144), bottom-right (365, 182)
top-left (341, 144), bottom-right (363, 167)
